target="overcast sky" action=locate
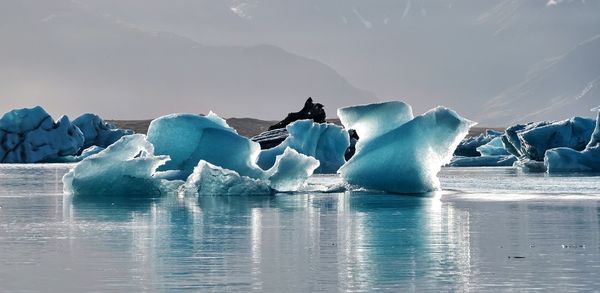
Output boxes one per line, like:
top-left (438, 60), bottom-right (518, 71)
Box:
top-left (0, 0), bottom-right (598, 125)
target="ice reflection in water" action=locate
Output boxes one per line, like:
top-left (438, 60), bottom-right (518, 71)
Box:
top-left (0, 165), bottom-right (599, 292)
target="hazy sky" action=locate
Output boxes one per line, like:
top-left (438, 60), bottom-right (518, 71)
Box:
top-left (1, 0), bottom-right (598, 125)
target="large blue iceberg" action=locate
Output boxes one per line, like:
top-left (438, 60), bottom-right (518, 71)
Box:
top-left (73, 113), bottom-right (133, 151)
top-left (338, 102), bottom-right (474, 193)
top-left (257, 120), bottom-right (349, 174)
top-left (0, 106), bottom-right (84, 163)
top-left (544, 111), bottom-right (600, 173)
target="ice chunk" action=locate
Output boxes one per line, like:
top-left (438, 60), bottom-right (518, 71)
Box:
top-left (183, 160), bottom-right (272, 196)
top-left (73, 113), bottom-right (133, 150)
top-left (63, 134), bottom-right (178, 196)
top-left (455, 129), bottom-right (503, 157)
top-left (257, 120), bottom-right (348, 173)
top-left (147, 112), bottom-right (264, 179)
top-left (264, 147), bottom-right (320, 191)
top-left (503, 118), bottom-right (595, 161)
top-left (0, 106), bottom-right (84, 163)
top-left (476, 136), bottom-right (510, 156)
top-left (449, 155), bottom-right (516, 167)
top-left (338, 101), bottom-right (413, 147)
top-left (545, 111), bottom-right (600, 173)
top-left (339, 105), bottom-right (475, 193)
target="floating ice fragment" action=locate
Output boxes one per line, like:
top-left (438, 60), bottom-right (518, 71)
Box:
top-left (183, 160), bottom-right (272, 196)
top-left (264, 147), bottom-right (320, 191)
top-left (63, 134), bottom-right (179, 196)
top-left (339, 103), bottom-right (475, 193)
top-left (476, 136), bottom-right (510, 156)
top-left (257, 120), bottom-right (348, 174)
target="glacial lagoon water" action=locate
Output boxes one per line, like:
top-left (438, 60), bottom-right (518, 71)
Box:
top-left (1, 165), bottom-right (600, 292)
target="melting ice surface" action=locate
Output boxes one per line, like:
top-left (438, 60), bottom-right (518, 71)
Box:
top-left (2, 164), bottom-right (600, 292)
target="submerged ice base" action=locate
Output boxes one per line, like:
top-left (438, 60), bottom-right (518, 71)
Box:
top-left (338, 102), bottom-right (474, 193)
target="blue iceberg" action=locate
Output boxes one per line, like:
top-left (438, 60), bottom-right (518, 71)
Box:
top-left (0, 106), bottom-right (84, 163)
top-left (257, 120), bottom-right (348, 174)
top-left (503, 117), bottom-right (595, 161)
top-left (73, 113), bottom-right (133, 150)
top-left (147, 112), bottom-right (264, 180)
top-left (338, 102), bottom-right (475, 193)
top-left (544, 111), bottom-right (600, 173)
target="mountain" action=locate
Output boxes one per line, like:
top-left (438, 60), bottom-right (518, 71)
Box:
top-left (0, 0), bottom-right (374, 120)
top-left (76, 0), bottom-right (600, 125)
top-left (479, 34), bottom-right (600, 125)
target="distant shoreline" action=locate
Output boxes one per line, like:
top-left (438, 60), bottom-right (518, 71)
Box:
top-left (109, 119), bottom-right (503, 138)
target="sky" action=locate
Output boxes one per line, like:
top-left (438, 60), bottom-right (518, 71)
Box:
top-left (0, 0), bottom-right (599, 126)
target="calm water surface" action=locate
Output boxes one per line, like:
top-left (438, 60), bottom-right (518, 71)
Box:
top-left (1, 165), bottom-right (599, 292)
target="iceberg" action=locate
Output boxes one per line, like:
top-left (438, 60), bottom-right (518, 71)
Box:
top-left (0, 106), bottom-right (84, 163)
top-left (182, 160), bottom-right (272, 196)
top-left (544, 111), bottom-right (600, 172)
top-left (454, 129), bottom-right (503, 157)
top-left (338, 102), bottom-right (475, 193)
top-left (449, 155), bottom-right (516, 167)
top-left (147, 112), bottom-right (264, 179)
top-left (257, 120), bottom-right (348, 174)
top-left (503, 118), bottom-right (595, 161)
top-left (63, 134), bottom-right (180, 196)
top-left (73, 113), bottom-right (133, 150)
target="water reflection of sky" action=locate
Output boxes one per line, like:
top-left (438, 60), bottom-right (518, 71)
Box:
top-left (1, 165), bottom-right (600, 291)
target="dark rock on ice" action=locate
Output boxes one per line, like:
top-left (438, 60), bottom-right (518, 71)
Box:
top-left (268, 97), bottom-right (326, 131)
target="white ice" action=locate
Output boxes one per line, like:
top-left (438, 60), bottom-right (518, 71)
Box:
top-left (63, 134), bottom-right (180, 196)
top-left (476, 136), bottom-right (510, 156)
top-left (182, 160), bottom-right (272, 196)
